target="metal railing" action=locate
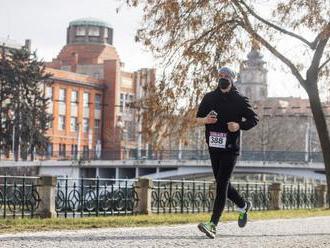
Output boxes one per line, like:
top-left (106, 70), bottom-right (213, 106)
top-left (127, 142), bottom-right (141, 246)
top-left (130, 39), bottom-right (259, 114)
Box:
top-left (151, 180), bottom-right (320, 214)
top-left (282, 184), bottom-right (317, 209)
top-left (55, 177), bottom-right (139, 218)
top-left (152, 180), bottom-right (215, 214)
top-left (0, 149), bottom-right (324, 163)
top-left (0, 176), bottom-right (40, 218)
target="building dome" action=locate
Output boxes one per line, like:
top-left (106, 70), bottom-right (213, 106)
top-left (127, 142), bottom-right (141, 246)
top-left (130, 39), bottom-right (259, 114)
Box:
top-left (66, 17), bottom-right (114, 45)
top-left (69, 18), bottom-right (112, 28)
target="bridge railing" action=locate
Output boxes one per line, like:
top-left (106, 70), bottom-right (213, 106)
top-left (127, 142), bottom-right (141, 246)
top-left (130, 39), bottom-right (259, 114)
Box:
top-left (0, 176), bottom-right (328, 219)
top-left (55, 177), bottom-right (138, 218)
top-left (0, 149), bottom-right (324, 163)
top-left (0, 175), bottom-right (40, 218)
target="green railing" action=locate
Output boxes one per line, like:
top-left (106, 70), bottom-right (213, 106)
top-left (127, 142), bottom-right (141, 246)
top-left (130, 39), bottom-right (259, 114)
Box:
top-left (0, 176), bottom-right (40, 218)
top-left (55, 177), bottom-right (139, 218)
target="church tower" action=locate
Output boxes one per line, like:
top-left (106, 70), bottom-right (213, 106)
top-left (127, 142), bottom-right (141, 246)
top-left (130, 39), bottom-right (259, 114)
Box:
top-left (236, 41), bottom-right (268, 102)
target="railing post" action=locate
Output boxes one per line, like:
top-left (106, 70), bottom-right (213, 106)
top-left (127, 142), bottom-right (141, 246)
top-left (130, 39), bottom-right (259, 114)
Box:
top-left (134, 177), bottom-right (154, 214)
top-left (36, 176), bottom-right (57, 218)
top-left (269, 182), bottom-right (283, 210)
top-left (315, 184), bottom-right (327, 208)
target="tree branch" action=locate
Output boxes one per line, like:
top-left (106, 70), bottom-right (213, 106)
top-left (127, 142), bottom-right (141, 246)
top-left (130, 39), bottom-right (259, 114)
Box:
top-left (232, 0), bottom-right (305, 87)
top-left (319, 57), bottom-right (330, 71)
top-left (307, 37), bottom-right (329, 80)
top-left (239, 0), bottom-right (314, 49)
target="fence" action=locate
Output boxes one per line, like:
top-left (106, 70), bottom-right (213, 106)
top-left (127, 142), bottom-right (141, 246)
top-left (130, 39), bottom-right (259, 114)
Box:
top-left (0, 176), bottom-right (40, 218)
top-left (0, 176), bottom-right (328, 219)
top-left (55, 177), bottom-right (139, 218)
top-left (0, 149), bottom-right (324, 163)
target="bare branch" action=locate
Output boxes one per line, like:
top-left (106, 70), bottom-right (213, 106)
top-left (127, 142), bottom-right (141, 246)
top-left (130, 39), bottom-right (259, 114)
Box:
top-left (239, 0), bottom-right (314, 49)
top-left (319, 57), bottom-right (330, 71)
top-left (232, 0), bottom-right (305, 87)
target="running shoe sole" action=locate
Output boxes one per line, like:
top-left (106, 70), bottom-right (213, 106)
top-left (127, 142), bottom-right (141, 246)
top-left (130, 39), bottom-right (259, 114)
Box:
top-left (197, 223), bottom-right (215, 239)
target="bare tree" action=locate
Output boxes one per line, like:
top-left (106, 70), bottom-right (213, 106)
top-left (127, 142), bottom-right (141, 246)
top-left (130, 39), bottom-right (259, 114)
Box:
top-left (125, 0), bottom-right (330, 192)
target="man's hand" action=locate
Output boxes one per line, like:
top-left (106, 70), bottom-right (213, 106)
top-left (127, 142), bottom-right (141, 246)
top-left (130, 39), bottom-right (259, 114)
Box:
top-left (205, 113), bottom-right (217, 124)
top-left (227, 122), bottom-right (240, 132)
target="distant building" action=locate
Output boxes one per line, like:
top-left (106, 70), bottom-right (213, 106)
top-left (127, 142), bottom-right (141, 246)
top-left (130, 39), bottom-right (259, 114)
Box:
top-left (43, 18), bottom-right (155, 159)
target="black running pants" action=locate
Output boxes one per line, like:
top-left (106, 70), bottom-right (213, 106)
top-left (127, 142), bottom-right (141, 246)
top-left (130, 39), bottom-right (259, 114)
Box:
top-left (209, 150), bottom-right (245, 225)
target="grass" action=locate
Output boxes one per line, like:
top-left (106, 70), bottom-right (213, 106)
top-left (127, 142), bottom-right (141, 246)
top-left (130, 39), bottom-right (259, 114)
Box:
top-left (0, 209), bottom-right (329, 234)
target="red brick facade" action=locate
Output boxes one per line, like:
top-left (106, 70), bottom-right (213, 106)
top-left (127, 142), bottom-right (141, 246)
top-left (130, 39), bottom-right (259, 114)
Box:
top-left (45, 18), bottom-right (156, 159)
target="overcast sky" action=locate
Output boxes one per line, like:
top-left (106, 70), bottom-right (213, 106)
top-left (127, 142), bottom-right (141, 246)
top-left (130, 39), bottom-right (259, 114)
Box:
top-left (0, 0), bottom-right (312, 99)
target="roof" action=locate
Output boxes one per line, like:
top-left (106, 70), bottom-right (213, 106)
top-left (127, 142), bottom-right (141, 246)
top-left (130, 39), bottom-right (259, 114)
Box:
top-left (69, 18), bottom-right (112, 28)
top-left (253, 97), bottom-right (330, 117)
top-left (45, 67), bottom-right (104, 89)
top-left (0, 37), bottom-right (23, 49)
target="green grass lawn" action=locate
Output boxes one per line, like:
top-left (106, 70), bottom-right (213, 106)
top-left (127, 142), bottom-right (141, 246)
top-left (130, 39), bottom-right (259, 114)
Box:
top-left (0, 209), bottom-right (329, 234)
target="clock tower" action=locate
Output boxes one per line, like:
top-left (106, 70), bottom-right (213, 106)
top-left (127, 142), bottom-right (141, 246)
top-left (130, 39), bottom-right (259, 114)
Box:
top-left (236, 42), bottom-right (268, 102)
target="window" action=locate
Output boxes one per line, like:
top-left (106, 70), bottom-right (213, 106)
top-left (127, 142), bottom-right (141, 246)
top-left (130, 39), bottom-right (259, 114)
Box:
top-left (59, 144), bottom-right (66, 157)
top-left (82, 145), bottom-right (89, 159)
top-left (83, 118), bottom-right (89, 132)
top-left (94, 119), bottom-right (101, 138)
top-left (46, 87), bottom-right (53, 100)
top-left (120, 93), bottom-right (124, 112)
top-left (120, 93), bottom-right (134, 113)
top-left (83, 92), bottom-right (89, 108)
top-left (48, 117), bottom-right (53, 129)
top-left (94, 119), bottom-right (100, 129)
top-left (104, 28), bottom-right (108, 38)
top-left (47, 143), bottom-right (53, 157)
top-left (70, 117), bottom-right (78, 132)
top-left (71, 144), bottom-right (78, 158)
top-left (59, 89), bottom-right (66, 102)
top-left (95, 94), bottom-right (101, 110)
top-left (88, 26), bottom-right (100, 36)
top-left (76, 26), bottom-right (86, 36)
top-left (58, 115), bottom-right (66, 130)
top-left (71, 90), bottom-right (78, 103)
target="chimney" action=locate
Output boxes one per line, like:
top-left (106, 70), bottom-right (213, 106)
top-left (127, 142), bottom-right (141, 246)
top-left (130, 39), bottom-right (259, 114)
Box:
top-left (24, 39), bottom-right (31, 51)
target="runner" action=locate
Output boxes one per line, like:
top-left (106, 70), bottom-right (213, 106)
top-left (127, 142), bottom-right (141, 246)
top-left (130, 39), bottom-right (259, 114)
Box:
top-left (195, 67), bottom-right (259, 239)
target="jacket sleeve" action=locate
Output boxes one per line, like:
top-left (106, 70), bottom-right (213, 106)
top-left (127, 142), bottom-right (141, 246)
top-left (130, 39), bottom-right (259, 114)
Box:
top-left (196, 95), bottom-right (209, 118)
top-left (239, 96), bottom-right (259, 130)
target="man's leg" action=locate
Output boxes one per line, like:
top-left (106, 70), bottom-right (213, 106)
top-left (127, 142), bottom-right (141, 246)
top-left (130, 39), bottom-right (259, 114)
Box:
top-left (227, 182), bottom-right (245, 209)
top-left (210, 153), bottom-right (237, 225)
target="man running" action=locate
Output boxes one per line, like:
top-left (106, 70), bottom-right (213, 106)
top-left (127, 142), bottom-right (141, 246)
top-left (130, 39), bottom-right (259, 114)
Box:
top-left (196, 67), bottom-right (259, 239)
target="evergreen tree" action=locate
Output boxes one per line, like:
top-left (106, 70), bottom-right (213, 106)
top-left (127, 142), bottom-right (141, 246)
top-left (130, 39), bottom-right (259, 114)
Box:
top-left (0, 46), bottom-right (52, 161)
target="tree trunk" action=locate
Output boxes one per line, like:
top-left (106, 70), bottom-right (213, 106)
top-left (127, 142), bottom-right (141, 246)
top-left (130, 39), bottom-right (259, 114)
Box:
top-left (307, 83), bottom-right (330, 207)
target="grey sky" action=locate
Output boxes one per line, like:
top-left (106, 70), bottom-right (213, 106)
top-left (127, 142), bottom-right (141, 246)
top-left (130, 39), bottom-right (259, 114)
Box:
top-left (0, 0), bottom-right (311, 98)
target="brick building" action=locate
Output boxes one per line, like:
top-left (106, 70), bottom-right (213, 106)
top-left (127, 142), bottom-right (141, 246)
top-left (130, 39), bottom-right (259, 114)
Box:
top-left (45, 18), bottom-right (155, 159)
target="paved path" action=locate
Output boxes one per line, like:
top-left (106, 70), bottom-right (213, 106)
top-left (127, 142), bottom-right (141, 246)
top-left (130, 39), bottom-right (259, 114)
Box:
top-left (1, 216), bottom-right (330, 247)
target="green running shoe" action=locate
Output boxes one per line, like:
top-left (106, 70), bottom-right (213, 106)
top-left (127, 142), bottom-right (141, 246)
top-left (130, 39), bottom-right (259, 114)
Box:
top-left (197, 221), bottom-right (216, 239)
top-left (238, 200), bottom-right (252, 228)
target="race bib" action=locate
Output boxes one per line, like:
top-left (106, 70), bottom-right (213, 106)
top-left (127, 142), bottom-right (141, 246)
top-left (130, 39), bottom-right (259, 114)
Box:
top-left (209, 132), bottom-right (227, 148)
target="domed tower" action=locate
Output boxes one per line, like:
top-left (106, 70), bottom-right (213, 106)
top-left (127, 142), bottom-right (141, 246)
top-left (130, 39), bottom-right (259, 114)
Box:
top-left (67, 17), bottom-right (113, 45)
top-left (237, 41), bottom-right (268, 102)
top-left (48, 18), bottom-right (120, 73)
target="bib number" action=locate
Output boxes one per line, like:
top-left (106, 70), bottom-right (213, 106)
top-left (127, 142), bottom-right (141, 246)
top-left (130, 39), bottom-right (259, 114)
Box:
top-left (209, 132), bottom-right (227, 148)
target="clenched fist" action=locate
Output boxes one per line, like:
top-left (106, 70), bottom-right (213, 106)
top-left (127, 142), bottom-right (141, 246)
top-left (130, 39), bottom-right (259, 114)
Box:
top-left (205, 113), bottom-right (218, 124)
top-left (227, 122), bottom-right (240, 132)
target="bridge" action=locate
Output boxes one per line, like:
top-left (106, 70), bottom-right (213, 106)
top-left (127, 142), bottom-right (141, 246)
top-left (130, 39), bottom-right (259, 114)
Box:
top-left (0, 150), bottom-right (326, 182)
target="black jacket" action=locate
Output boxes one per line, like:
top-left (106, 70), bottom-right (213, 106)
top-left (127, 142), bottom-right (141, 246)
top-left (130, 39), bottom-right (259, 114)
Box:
top-left (196, 87), bottom-right (258, 154)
